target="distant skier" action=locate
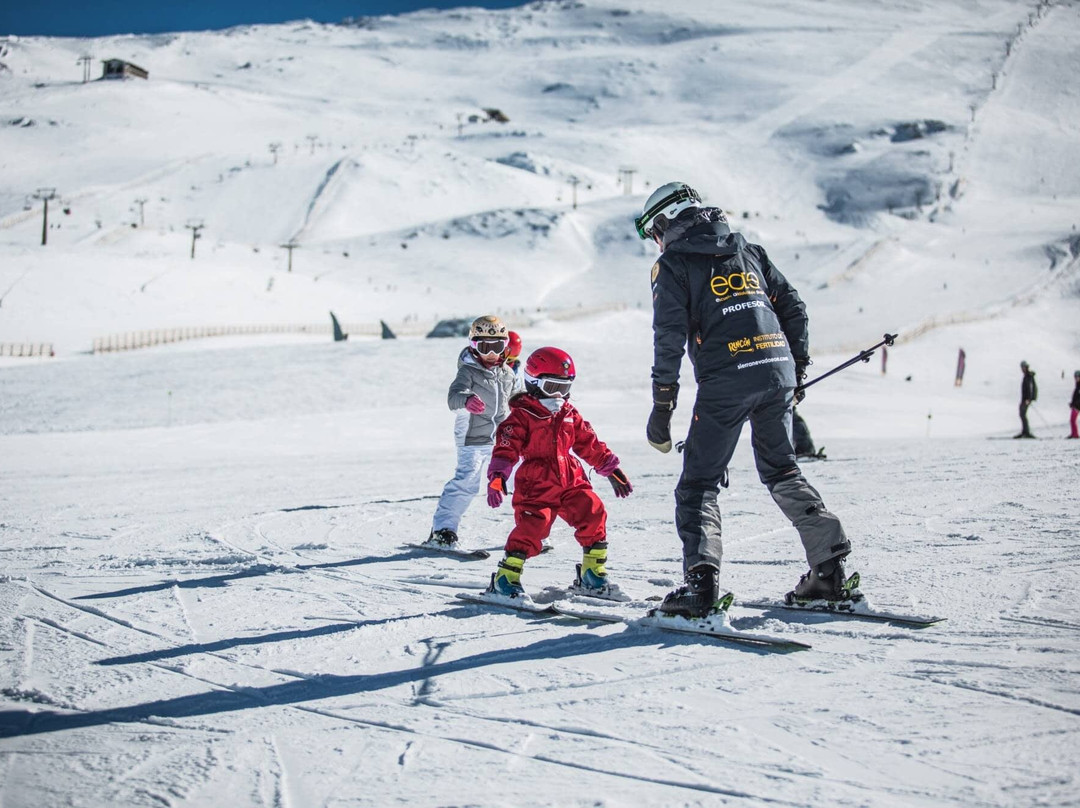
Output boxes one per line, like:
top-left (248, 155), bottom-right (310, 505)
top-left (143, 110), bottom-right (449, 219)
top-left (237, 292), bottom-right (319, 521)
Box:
top-left (1069, 369), bottom-right (1080, 439)
top-left (1015, 360), bottom-right (1038, 439)
top-left (793, 408), bottom-right (826, 460)
top-left (426, 315), bottom-right (516, 549)
top-left (485, 347), bottom-right (632, 600)
top-left (637, 182), bottom-right (853, 617)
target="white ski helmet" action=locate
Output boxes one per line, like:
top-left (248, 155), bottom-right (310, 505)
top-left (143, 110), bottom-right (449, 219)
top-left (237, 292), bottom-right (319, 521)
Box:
top-left (469, 315), bottom-right (508, 341)
top-left (635, 182), bottom-right (701, 240)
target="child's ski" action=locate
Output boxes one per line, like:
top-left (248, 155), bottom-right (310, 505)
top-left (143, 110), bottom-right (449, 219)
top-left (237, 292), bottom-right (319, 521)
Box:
top-left (455, 591), bottom-right (555, 613)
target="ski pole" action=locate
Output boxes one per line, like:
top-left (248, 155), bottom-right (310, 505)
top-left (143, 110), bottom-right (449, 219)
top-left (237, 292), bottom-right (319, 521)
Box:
top-left (799, 333), bottom-right (898, 394)
top-left (1029, 403), bottom-right (1051, 427)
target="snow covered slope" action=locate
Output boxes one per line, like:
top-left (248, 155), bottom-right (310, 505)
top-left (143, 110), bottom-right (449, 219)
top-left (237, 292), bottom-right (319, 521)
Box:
top-left (1, 1), bottom-right (1078, 805)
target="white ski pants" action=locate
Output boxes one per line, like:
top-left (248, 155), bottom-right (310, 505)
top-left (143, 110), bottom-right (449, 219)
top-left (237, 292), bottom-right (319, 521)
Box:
top-left (432, 445), bottom-right (491, 533)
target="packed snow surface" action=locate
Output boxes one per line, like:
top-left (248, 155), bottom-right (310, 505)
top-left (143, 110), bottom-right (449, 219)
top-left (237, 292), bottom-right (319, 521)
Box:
top-left (1, 0), bottom-right (1078, 805)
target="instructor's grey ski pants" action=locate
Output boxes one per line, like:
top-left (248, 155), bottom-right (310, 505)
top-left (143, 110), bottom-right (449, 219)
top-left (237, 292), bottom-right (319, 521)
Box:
top-left (674, 385), bottom-right (850, 573)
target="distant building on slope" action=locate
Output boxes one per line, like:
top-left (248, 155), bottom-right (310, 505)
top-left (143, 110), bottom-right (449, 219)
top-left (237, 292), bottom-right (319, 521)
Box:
top-left (101, 59), bottom-right (148, 80)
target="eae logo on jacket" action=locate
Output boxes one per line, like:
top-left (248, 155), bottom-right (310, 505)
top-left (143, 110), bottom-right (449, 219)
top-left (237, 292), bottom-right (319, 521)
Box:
top-left (650, 209), bottom-right (809, 393)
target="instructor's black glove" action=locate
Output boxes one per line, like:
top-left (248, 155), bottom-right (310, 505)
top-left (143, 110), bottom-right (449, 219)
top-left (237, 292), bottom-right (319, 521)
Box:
top-left (647, 381), bottom-right (679, 453)
top-left (793, 358), bottom-right (810, 405)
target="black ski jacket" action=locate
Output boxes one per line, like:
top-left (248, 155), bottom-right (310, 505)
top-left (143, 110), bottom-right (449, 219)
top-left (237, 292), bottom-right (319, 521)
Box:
top-left (650, 209), bottom-right (808, 393)
top-left (1070, 381), bottom-right (1079, 410)
top-left (1021, 370), bottom-right (1037, 403)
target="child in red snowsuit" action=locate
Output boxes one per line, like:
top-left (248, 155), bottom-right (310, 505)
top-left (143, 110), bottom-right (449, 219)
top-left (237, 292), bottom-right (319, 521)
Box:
top-left (485, 347), bottom-right (632, 599)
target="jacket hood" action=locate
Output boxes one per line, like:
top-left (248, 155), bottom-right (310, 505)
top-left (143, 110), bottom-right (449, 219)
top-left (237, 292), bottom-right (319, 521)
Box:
top-left (661, 207), bottom-right (741, 255)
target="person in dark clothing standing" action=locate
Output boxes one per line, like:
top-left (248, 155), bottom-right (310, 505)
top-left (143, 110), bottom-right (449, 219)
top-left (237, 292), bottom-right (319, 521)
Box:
top-left (637, 182), bottom-right (853, 617)
top-left (1069, 370), bottom-right (1079, 439)
top-left (792, 408), bottom-right (825, 460)
top-left (1015, 360), bottom-right (1038, 439)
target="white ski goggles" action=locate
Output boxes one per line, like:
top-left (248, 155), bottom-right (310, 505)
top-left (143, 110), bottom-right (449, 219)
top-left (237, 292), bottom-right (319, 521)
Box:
top-left (526, 373), bottom-right (573, 398)
top-left (471, 337), bottom-right (507, 357)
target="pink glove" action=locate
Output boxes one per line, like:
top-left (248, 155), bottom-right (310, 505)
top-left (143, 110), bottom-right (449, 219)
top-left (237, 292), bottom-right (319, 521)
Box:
top-left (488, 456), bottom-right (515, 483)
top-left (465, 395), bottom-right (485, 414)
top-left (595, 454), bottom-right (621, 477)
top-left (487, 476), bottom-right (504, 508)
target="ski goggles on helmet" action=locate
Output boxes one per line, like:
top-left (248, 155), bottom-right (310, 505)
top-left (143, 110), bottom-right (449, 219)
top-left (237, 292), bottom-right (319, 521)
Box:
top-left (471, 337), bottom-right (507, 357)
top-left (526, 373), bottom-right (573, 398)
top-left (635, 186), bottom-right (701, 239)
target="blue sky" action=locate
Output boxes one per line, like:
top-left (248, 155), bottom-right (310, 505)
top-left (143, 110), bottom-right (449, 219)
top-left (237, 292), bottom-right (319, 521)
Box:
top-left (0, 1), bottom-right (527, 37)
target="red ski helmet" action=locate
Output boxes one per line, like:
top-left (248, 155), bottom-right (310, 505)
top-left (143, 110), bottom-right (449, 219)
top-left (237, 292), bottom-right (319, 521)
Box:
top-left (506, 331), bottom-right (523, 362)
top-left (524, 347), bottom-right (575, 398)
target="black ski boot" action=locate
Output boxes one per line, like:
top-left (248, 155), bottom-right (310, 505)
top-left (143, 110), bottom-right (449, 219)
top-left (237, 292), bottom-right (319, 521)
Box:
top-left (656, 564), bottom-right (721, 618)
top-left (787, 556), bottom-right (851, 603)
top-left (426, 528), bottom-right (458, 548)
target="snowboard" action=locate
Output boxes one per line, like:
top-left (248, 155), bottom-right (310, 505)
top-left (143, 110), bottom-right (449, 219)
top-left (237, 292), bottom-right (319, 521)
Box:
top-left (403, 543), bottom-right (491, 560)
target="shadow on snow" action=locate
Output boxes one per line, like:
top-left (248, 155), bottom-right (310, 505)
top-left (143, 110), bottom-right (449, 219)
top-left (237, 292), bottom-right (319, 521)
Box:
top-left (1, 611), bottom-right (773, 738)
top-left (94, 614), bottom-right (427, 666)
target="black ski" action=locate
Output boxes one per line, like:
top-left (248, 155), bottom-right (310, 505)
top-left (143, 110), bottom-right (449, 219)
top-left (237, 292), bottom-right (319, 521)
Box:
top-left (739, 599), bottom-right (944, 627)
top-left (403, 543), bottom-right (490, 560)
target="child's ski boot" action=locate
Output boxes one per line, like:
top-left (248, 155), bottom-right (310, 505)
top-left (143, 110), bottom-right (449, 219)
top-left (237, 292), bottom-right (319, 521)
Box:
top-left (569, 542), bottom-right (629, 601)
top-left (488, 552), bottom-right (527, 598)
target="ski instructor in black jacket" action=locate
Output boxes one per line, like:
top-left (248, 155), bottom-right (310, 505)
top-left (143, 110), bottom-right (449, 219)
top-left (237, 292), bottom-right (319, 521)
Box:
top-left (637, 182), bottom-right (853, 617)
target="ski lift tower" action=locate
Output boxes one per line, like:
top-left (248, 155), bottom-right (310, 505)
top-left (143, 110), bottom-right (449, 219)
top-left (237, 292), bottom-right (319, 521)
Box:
top-left (32, 188), bottom-right (57, 246)
top-left (618, 166), bottom-right (637, 196)
top-left (185, 219), bottom-right (204, 259)
top-left (280, 240), bottom-right (299, 272)
top-left (77, 55), bottom-right (93, 83)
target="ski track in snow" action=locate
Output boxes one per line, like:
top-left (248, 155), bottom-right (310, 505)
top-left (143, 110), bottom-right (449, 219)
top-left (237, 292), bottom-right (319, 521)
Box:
top-left (1, 431), bottom-right (1077, 806)
top-left (2, 1), bottom-right (1079, 805)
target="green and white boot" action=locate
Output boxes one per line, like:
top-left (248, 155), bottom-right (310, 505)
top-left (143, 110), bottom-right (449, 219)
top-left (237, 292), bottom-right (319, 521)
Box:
top-left (569, 542), bottom-right (629, 602)
top-left (488, 553), bottom-right (527, 599)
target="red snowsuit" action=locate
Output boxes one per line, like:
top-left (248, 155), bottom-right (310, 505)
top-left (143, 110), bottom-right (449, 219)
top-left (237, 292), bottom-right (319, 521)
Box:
top-left (493, 393), bottom-right (616, 559)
